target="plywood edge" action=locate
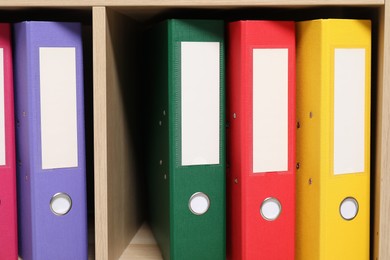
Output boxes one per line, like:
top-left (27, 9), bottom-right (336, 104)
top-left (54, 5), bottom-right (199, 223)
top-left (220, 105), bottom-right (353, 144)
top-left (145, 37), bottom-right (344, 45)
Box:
top-left (373, 5), bottom-right (384, 260)
top-left (93, 6), bottom-right (109, 260)
top-left (96, 0), bottom-right (384, 6)
top-left (0, 0), bottom-right (383, 7)
top-left (376, 2), bottom-right (390, 260)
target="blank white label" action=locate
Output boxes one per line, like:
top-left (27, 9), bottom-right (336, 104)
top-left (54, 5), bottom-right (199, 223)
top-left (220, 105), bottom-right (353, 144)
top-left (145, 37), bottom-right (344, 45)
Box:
top-left (40, 48), bottom-right (78, 170)
top-left (0, 49), bottom-right (5, 166)
top-left (334, 49), bottom-right (365, 175)
top-left (181, 42), bottom-right (220, 166)
top-left (253, 49), bottom-right (288, 173)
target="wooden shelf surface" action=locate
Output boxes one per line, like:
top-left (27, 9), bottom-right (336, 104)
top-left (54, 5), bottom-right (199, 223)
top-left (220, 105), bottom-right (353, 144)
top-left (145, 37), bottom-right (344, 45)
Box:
top-left (0, 0), bottom-right (383, 7)
top-left (119, 224), bottom-right (162, 260)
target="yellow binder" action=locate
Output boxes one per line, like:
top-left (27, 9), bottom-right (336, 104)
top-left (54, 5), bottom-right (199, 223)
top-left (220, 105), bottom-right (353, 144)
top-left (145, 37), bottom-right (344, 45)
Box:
top-left (296, 19), bottom-right (371, 260)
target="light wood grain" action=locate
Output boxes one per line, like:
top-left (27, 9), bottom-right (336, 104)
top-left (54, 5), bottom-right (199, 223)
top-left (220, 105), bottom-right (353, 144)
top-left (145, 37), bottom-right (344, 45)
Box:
top-left (93, 6), bottom-right (109, 260)
top-left (105, 8), bottom-right (145, 260)
top-left (375, 2), bottom-right (390, 260)
top-left (120, 244), bottom-right (162, 260)
top-left (119, 224), bottom-right (163, 260)
top-left (0, 0), bottom-right (383, 7)
top-left (94, 6), bottom-right (145, 260)
top-left (129, 224), bottom-right (157, 245)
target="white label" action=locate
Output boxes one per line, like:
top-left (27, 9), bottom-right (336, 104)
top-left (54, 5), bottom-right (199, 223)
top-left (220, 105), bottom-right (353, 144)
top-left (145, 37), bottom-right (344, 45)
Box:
top-left (40, 47), bottom-right (78, 170)
top-left (181, 42), bottom-right (220, 166)
top-left (253, 49), bottom-right (288, 173)
top-left (334, 49), bottom-right (365, 175)
top-left (0, 49), bottom-right (5, 166)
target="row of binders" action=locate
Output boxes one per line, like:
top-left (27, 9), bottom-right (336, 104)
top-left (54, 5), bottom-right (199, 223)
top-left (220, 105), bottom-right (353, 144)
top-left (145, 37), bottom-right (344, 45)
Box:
top-left (143, 19), bottom-right (371, 260)
top-left (0, 18), bottom-right (370, 260)
top-left (0, 22), bottom-right (87, 260)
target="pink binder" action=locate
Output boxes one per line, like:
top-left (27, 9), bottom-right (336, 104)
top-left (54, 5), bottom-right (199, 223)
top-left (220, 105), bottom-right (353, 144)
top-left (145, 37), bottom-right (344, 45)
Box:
top-left (0, 23), bottom-right (18, 260)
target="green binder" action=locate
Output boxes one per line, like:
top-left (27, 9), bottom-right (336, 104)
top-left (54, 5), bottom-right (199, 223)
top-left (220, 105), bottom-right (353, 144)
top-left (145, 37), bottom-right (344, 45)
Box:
top-left (143, 19), bottom-right (225, 260)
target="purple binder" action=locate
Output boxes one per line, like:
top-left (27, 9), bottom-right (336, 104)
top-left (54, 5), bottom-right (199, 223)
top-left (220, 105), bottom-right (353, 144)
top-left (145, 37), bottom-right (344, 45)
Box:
top-left (14, 21), bottom-right (87, 260)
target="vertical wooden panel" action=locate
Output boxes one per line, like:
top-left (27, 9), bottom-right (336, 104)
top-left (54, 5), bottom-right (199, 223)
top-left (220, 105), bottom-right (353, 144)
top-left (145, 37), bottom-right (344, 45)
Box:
top-left (376, 3), bottom-right (390, 260)
top-left (93, 6), bottom-right (108, 260)
top-left (93, 6), bottom-right (144, 260)
top-left (105, 8), bottom-right (145, 260)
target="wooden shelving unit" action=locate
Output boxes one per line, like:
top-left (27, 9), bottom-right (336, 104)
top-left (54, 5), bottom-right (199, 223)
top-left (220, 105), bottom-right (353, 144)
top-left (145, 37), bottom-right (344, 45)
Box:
top-left (4, 1), bottom-right (390, 259)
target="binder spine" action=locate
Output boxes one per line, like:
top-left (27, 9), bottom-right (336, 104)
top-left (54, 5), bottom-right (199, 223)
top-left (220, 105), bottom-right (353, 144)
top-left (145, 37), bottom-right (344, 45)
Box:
top-left (14, 21), bottom-right (34, 260)
top-left (296, 19), bottom-right (371, 260)
top-left (227, 21), bottom-right (295, 260)
top-left (14, 21), bottom-right (87, 260)
top-left (0, 23), bottom-right (18, 260)
top-left (170, 19), bottom-right (226, 260)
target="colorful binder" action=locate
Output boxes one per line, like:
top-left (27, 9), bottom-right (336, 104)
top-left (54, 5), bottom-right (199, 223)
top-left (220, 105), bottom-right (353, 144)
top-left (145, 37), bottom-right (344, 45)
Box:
top-left (226, 20), bottom-right (296, 260)
top-left (144, 19), bottom-right (225, 259)
top-left (0, 23), bottom-right (18, 260)
top-left (14, 21), bottom-right (88, 260)
top-left (296, 19), bottom-right (371, 259)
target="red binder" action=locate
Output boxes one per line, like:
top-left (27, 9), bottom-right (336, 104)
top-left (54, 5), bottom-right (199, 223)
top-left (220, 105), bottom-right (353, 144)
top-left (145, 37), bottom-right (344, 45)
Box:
top-left (227, 21), bottom-right (296, 260)
top-left (0, 23), bottom-right (18, 260)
